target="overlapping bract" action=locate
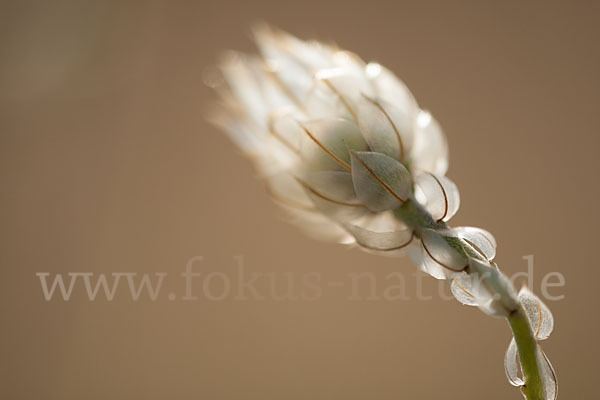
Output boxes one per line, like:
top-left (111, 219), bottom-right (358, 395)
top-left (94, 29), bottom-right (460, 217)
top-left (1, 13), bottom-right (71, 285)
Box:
top-left (212, 25), bottom-right (556, 399)
top-left (212, 24), bottom-right (448, 248)
top-left (504, 287), bottom-right (557, 400)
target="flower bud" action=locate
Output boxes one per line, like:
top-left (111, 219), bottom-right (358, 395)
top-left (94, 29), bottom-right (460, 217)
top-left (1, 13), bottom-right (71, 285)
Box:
top-left (211, 25), bottom-right (449, 248)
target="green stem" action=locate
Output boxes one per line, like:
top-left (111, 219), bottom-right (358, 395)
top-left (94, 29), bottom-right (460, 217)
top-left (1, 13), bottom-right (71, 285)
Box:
top-left (394, 199), bottom-right (545, 400)
top-left (394, 197), bottom-right (444, 233)
top-left (508, 307), bottom-right (544, 400)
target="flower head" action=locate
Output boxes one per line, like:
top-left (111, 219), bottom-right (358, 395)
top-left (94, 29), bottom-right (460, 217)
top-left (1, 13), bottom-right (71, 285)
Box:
top-left (212, 25), bottom-right (452, 249)
top-left (210, 25), bottom-right (558, 399)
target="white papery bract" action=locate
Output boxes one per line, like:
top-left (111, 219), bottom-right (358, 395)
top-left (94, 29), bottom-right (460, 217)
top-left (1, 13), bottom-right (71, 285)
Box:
top-left (441, 253), bottom-right (518, 317)
top-left (213, 25), bottom-right (557, 399)
top-left (505, 338), bottom-right (525, 387)
top-left (468, 257), bottom-right (519, 317)
top-left (518, 286), bottom-right (554, 341)
top-left (415, 229), bottom-right (468, 280)
top-left (504, 287), bottom-right (557, 399)
top-left (413, 171), bottom-right (459, 222)
top-left (350, 151), bottom-right (412, 212)
top-left (450, 272), bottom-right (479, 306)
top-left (504, 339), bottom-right (558, 400)
top-left (412, 226), bottom-right (497, 284)
top-left (538, 348), bottom-right (558, 400)
top-left (453, 226), bottom-right (497, 261)
top-left (212, 25), bottom-right (449, 250)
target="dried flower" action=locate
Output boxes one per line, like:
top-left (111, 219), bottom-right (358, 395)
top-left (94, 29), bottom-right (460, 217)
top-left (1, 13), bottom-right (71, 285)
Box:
top-left (505, 287), bottom-right (557, 400)
top-left (210, 24), bottom-right (557, 400)
top-left (211, 24), bottom-right (447, 246)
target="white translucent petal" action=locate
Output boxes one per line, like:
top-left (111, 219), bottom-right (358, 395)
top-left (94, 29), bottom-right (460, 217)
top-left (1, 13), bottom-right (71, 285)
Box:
top-left (266, 172), bottom-right (314, 210)
top-left (504, 338), bottom-right (525, 387)
top-left (209, 105), bottom-right (264, 155)
top-left (538, 348), bottom-right (558, 400)
top-left (419, 247), bottom-right (447, 279)
top-left (277, 202), bottom-right (352, 243)
top-left (253, 25), bottom-right (335, 102)
top-left (350, 151), bottom-right (412, 212)
top-left (241, 113), bottom-right (304, 176)
top-left (468, 258), bottom-right (520, 317)
top-left (262, 172), bottom-right (351, 242)
top-left (410, 111), bottom-right (448, 175)
top-left (215, 53), bottom-right (304, 173)
top-left (504, 341), bottom-right (558, 400)
top-left (211, 111), bottom-right (297, 178)
top-left (414, 172), bottom-right (460, 222)
top-left (249, 61), bottom-right (301, 115)
top-left (350, 212), bottom-right (413, 258)
top-left (261, 139), bottom-right (300, 174)
top-left (305, 67), bottom-right (373, 120)
top-left (351, 210), bottom-right (408, 232)
top-left (332, 50), bottom-right (368, 77)
top-left (220, 53), bottom-right (271, 130)
top-left (419, 229), bottom-right (468, 280)
top-left (356, 95), bottom-right (414, 163)
top-left (299, 171), bottom-right (369, 222)
top-left (220, 56), bottom-right (296, 120)
top-left (267, 57), bottom-right (315, 105)
top-left (301, 171), bottom-right (358, 202)
top-left (302, 82), bottom-right (341, 120)
top-left (268, 112), bottom-right (303, 153)
top-left (299, 119), bottom-right (369, 172)
top-left (450, 272), bottom-right (479, 306)
top-left (344, 223), bottom-right (413, 252)
top-left (518, 286), bottom-right (554, 340)
top-left (254, 24), bottom-right (336, 71)
top-left (453, 226), bottom-right (497, 261)
top-left (408, 243), bottom-right (427, 273)
top-left (317, 51), bottom-right (372, 103)
top-left (450, 271), bottom-right (509, 314)
top-left (365, 62), bottom-right (419, 120)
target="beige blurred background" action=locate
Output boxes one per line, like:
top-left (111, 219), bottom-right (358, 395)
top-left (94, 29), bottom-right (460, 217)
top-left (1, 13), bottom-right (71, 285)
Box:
top-left (2, 1), bottom-right (598, 399)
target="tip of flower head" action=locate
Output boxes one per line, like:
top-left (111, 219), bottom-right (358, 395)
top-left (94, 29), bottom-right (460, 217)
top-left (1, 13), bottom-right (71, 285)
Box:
top-left (202, 64), bottom-right (223, 89)
top-left (217, 50), bottom-right (252, 76)
top-left (251, 22), bottom-right (293, 48)
top-left (251, 21), bottom-right (281, 38)
top-left (203, 52), bottom-right (238, 91)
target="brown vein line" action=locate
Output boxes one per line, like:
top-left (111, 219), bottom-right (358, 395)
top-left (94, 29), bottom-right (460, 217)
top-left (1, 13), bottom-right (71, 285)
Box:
top-left (264, 183), bottom-right (316, 212)
top-left (535, 299), bottom-right (543, 338)
top-left (300, 124), bottom-right (351, 171)
top-left (358, 232), bottom-right (414, 252)
top-left (463, 238), bottom-right (489, 260)
top-left (268, 116), bottom-right (300, 155)
top-left (478, 231), bottom-right (496, 251)
top-left (322, 78), bottom-right (358, 121)
top-left (428, 173), bottom-right (449, 222)
top-left (362, 94), bottom-right (405, 161)
top-left (452, 278), bottom-right (475, 298)
top-left (350, 151), bottom-right (406, 202)
top-left (421, 238), bottom-right (466, 272)
top-left (295, 178), bottom-right (365, 208)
